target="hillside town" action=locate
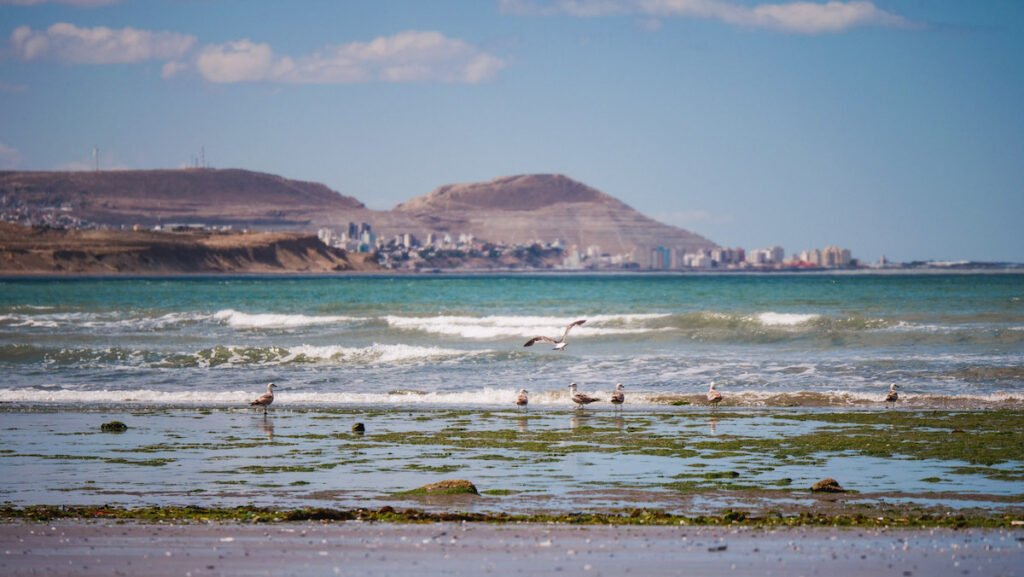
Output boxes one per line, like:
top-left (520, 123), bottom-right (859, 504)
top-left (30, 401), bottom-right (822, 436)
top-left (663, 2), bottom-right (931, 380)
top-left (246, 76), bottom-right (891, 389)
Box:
top-left (316, 222), bottom-right (865, 272)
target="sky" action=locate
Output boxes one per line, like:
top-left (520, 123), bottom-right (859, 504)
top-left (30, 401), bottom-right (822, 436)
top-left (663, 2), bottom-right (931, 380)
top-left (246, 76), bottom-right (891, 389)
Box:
top-left (0, 0), bottom-right (1021, 263)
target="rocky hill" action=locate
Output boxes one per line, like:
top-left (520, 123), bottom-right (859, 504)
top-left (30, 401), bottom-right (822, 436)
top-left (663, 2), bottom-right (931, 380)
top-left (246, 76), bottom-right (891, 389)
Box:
top-left (382, 174), bottom-right (716, 257)
top-left (0, 223), bottom-right (378, 274)
top-left (0, 168), bottom-right (367, 229)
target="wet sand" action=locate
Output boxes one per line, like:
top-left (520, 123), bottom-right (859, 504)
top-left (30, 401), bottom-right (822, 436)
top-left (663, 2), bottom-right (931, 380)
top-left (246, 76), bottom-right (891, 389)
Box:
top-left (1, 522), bottom-right (1021, 577)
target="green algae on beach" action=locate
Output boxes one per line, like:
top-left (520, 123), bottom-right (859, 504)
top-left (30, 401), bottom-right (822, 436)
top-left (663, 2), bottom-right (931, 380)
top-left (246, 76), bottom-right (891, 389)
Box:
top-left (1, 407), bottom-right (1022, 518)
top-left (0, 504), bottom-right (1019, 529)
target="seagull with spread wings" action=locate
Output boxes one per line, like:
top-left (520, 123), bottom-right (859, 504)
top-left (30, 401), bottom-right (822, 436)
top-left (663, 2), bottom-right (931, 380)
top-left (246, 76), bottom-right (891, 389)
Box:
top-left (524, 319), bottom-right (586, 351)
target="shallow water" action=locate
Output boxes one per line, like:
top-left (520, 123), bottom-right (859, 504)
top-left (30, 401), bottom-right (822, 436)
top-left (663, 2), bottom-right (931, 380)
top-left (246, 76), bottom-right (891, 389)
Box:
top-left (1, 407), bottom-right (1020, 515)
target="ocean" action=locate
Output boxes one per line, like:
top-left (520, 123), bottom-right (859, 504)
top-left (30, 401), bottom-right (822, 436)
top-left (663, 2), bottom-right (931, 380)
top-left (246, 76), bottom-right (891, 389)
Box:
top-left (2, 273), bottom-right (1022, 409)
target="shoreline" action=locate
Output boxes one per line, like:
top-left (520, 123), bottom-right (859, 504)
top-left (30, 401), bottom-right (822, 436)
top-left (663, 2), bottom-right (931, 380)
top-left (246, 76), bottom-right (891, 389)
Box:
top-left (3, 267), bottom-right (1024, 279)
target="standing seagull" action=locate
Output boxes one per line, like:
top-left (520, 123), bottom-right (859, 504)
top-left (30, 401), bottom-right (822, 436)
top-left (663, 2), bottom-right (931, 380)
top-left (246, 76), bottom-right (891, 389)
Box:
top-left (707, 381), bottom-right (723, 408)
top-left (885, 383), bottom-right (899, 407)
top-left (516, 388), bottom-right (529, 409)
top-left (524, 319), bottom-right (586, 351)
top-left (249, 382), bottom-right (277, 414)
top-left (569, 382), bottom-right (599, 409)
top-left (610, 383), bottom-right (625, 410)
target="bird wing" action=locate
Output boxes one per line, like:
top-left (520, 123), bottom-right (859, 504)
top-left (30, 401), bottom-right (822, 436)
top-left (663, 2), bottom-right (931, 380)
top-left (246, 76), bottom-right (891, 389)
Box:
top-left (250, 392), bottom-right (273, 405)
top-left (524, 336), bottom-right (556, 347)
top-left (560, 319), bottom-right (586, 341)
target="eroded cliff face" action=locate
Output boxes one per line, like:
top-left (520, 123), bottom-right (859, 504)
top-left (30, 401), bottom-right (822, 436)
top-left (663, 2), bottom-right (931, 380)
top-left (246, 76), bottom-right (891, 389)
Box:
top-left (0, 224), bottom-right (379, 274)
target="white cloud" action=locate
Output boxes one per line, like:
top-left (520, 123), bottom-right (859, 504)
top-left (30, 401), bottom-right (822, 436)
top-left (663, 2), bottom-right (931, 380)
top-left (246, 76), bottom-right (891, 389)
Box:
top-left (502, 0), bottom-right (918, 34)
top-left (196, 40), bottom-right (281, 83)
top-left (9, 22), bottom-right (196, 64)
top-left (0, 143), bottom-right (22, 169)
top-left (160, 60), bottom-right (189, 79)
top-left (0, 0), bottom-right (120, 5)
top-left (196, 31), bottom-right (505, 85)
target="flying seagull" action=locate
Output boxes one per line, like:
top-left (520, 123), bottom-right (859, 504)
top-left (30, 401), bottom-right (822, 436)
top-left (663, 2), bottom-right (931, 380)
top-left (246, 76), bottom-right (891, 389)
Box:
top-left (610, 383), bottom-right (625, 409)
top-left (524, 319), bottom-right (586, 351)
top-left (516, 388), bottom-right (529, 409)
top-left (885, 383), bottom-right (899, 407)
top-left (569, 382), bottom-right (599, 409)
top-left (707, 381), bottom-right (723, 407)
top-left (249, 382), bottom-right (277, 414)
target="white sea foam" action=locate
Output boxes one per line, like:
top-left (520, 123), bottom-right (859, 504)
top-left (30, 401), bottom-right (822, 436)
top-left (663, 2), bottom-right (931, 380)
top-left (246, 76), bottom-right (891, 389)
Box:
top-left (755, 312), bottom-right (821, 326)
top-left (213, 309), bottom-right (359, 329)
top-left (0, 311), bottom-right (208, 331)
top-left (3, 387), bottom-right (1021, 408)
top-left (283, 343), bottom-right (489, 364)
top-left (383, 313), bottom-right (668, 339)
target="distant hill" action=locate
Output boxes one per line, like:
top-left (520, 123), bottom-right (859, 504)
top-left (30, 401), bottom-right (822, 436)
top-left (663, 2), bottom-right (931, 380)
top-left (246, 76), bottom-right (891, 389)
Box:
top-left (1, 169), bottom-right (717, 262)
top-left (0, 168), bottom-right (366, 228)
top-left (381, 174), bottom-right (716, 257)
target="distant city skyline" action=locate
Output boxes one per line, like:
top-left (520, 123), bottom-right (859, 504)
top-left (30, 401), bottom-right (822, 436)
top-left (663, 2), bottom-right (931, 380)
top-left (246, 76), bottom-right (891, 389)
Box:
top-left (0, 1), bottom-right (1021, 262)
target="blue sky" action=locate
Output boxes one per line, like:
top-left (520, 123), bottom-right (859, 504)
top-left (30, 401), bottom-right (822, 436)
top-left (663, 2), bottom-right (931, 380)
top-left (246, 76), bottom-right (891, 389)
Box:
top-left (1, 0), bottom-right (1021, 262)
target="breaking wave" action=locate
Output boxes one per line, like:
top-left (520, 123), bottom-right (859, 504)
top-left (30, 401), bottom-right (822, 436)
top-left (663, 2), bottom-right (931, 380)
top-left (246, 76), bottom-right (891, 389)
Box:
top-left (212, 309), bottom-right (360, 330)
top-left (0, 343), bottom-right (491, 368)
top-left (382, 313), bottom-right (667, 339)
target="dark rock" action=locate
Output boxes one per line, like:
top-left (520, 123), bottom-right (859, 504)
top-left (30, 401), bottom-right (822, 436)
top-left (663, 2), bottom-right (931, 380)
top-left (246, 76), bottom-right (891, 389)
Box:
top-left (810, 478), bottom-right (846, 493)
top-left (352, 423), bottom-right (365, 434)
top-left (403, 479), bottom-right (479, 496)
top-left (100, 421), bottom-right (128, 433)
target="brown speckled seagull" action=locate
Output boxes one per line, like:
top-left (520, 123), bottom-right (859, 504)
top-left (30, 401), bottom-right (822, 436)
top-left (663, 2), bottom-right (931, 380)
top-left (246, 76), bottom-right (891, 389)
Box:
top-left (610, 383), bottom-right (625, 409)
top-left (885, 383), bottom-right (899, 407)
top-left (249, 382), bottom-right (277, 414)
top-left (707, 381), bottom-right (723, 407)
top-left (516, 388), bottom-right (529, 409)
top-left (524, 319), bottom-right (586, 351)
top-left (569, 382), bottom-right (599, 409)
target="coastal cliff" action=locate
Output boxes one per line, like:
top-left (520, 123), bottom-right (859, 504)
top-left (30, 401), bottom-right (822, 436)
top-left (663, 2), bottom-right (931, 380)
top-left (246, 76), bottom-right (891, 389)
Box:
top-left (0, 223), bottom-right (378, 274)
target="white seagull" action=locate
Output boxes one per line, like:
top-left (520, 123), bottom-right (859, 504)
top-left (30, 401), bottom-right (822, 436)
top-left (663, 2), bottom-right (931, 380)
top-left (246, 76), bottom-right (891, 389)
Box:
top-left (249, 382), bottom-right (277, 414)
top-left (516, 388), bottom-right (529, 408)
top-left (524, 319), bottom-right (586, 351)
top-left (885, 383), bottom-right (899, 407)
top-left (610, 383), bottom-right (625, 409)
top-left (569, 382), bottom-right (599, 409)
top-left (707, 381), bottom-right (723, 407)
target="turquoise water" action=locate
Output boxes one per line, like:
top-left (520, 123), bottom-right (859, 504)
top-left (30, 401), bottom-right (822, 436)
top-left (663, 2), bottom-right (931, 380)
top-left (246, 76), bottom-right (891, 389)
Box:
top-left (1, 273), bottom-right (1022, 407)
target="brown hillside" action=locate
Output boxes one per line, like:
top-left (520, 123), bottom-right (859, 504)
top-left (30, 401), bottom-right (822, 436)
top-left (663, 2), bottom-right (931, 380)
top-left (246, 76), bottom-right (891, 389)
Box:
top-left (0, 168), bottom-right (366, 228)
top-left (394, 174), bottom-right (618, 212)
top-left (379, 174), bottom-right (716, 257)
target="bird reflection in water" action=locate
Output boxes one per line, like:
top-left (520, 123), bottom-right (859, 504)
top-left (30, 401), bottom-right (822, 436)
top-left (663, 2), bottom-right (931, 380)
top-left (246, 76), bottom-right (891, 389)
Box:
top-left (708, 416), bottom-right (719, 436)
top-left (612, 414), bottom-right (624, 433)
top-left (517, 416), bottom-right (529, 434)
top-left (257, 415), bottom-right (275, 441)
top-left (570, 411), bottom-right (595, 431)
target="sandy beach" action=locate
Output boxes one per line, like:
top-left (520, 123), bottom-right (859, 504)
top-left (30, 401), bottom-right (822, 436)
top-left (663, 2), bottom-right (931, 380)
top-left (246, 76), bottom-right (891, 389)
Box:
top-left (0, 520), bottom-right (1019, 573)
top-left (2, 521), bottom-right (1021, 577)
